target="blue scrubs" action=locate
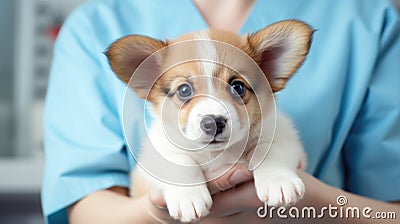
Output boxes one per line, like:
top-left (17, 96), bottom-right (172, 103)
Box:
top-left (42, 0), bottom-right (400, 223)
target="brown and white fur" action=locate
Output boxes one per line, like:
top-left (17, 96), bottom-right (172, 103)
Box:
top-left (106, 20), bottom-right (313, 223)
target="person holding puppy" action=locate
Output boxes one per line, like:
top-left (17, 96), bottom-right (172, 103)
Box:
top-left (42, 0), bottom-right (400, 223)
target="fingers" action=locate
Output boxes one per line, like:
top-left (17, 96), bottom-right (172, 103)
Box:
top-left (205, 164), bottom-right (253, 194)
top-left (145, 191), bottom-right (173, 224)
top-left (149, 189), bottom-right (167, 209)
top-left (209, 181), bottom-right (263, 217)
top-left (144, 165), bottom-right (255, 223)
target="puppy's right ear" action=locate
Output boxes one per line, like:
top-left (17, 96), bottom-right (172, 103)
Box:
top-left (105, 35), bottom-right (166, 98)
top-left (247, 20), bottom-right (314, 92)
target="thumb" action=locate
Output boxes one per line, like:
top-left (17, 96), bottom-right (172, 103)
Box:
top-left (205, 165), bottom-right (252, 195)
top-left (149, 189), bottom-right (166, 209)
top-left (145, 190), bottom-right (173, 224)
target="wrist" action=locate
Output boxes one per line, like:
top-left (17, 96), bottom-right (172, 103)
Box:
top-left (297, 171), bottom-right (340, 208)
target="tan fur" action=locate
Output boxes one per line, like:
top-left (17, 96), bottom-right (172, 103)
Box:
top-left (106, 35), bottom-right (166, 84)
top-left (247, 20), bottom-right (314, 92)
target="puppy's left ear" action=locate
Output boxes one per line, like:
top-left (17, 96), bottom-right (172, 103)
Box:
top-left (247, 20), bottom-right (314, 92)
top-left (105, 35), bottom-right (167, 99)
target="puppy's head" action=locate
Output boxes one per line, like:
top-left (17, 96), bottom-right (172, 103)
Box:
top-left (106, 20), bottom-right (313, 151)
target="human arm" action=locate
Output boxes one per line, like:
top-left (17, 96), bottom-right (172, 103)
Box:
top-left (68, 165), bottom-right (253, 224)
top-left (80, 170), bottom-right (399, 224)
top-left (68, 187), bottom-right (172, 224)
top-left (68, 187), bottom-right (156, 224)
top-left (199, 171), bottom-right (400, 224)
top-left (66, 165), bottom-right (396, 224)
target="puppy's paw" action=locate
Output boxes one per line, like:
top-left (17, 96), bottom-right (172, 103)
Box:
top-left (254, 170), bottom-right (305, 207)
top-left (164, 184), bottom-right (212, 223)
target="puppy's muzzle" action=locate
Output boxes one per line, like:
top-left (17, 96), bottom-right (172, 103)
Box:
top-left (200, 115), bottom-right (227, 137)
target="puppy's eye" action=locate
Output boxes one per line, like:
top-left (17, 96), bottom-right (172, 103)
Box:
top-left (230, 80), bottom-right (246, 97)
top-left (177, 83), bottom-right (193, 100)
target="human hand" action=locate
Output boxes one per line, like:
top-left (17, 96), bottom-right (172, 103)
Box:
top-left (202, 170), bottom-right (304, 224)
top-left (201, 167), bottom-right (307, 223)
top-left (147, 164), bottom-right (254, 223)
top-left (201, 181), bottom-right (266, 224)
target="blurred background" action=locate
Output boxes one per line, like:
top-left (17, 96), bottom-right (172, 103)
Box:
top-left (0, 0), bottom-right (399, 224)
top-left (0, 0), bottom-right (85, 223)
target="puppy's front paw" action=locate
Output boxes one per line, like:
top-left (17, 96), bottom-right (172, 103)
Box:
top-left (164, 184), bottom-right (212, 223)
top-left (254, 170), bottom-right (305, 207)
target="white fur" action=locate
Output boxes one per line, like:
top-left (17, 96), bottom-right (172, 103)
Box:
top-left (195, 31), bottom-right (217, 95)
top-left (164, 184), bottom-right (212, 222)
top-left (135, 108), bottom-right (306, 222)
top-left (184, 99), bottom-right (241, 145)
top-left (252, 112), bottom-right (306, 206)
top-left (184, 99), bottom-right (226, 141)
top-left (132, 31), bottom-right (306, 222)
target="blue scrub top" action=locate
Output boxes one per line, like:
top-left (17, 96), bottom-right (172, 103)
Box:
top-left (42, 0), bottom-right (400, 223)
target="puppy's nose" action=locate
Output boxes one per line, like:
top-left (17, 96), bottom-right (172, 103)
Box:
top-left (200, 115), bottom-right (226, 136)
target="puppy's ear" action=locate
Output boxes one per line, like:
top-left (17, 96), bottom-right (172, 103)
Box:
top-left (105, 35), bottom-right (166, 98)
top-left (247, 20), bottom-right (314, 92)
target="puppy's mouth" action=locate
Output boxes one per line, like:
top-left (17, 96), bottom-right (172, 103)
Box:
top-left (202, 137), bottom-right (228, 145)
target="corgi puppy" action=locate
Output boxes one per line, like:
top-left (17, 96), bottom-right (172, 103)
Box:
top-left (106, 20), bottom-right (313, 223)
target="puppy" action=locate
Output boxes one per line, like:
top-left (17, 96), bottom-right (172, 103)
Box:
top-left (106, 20), bottom-right (313, 223)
